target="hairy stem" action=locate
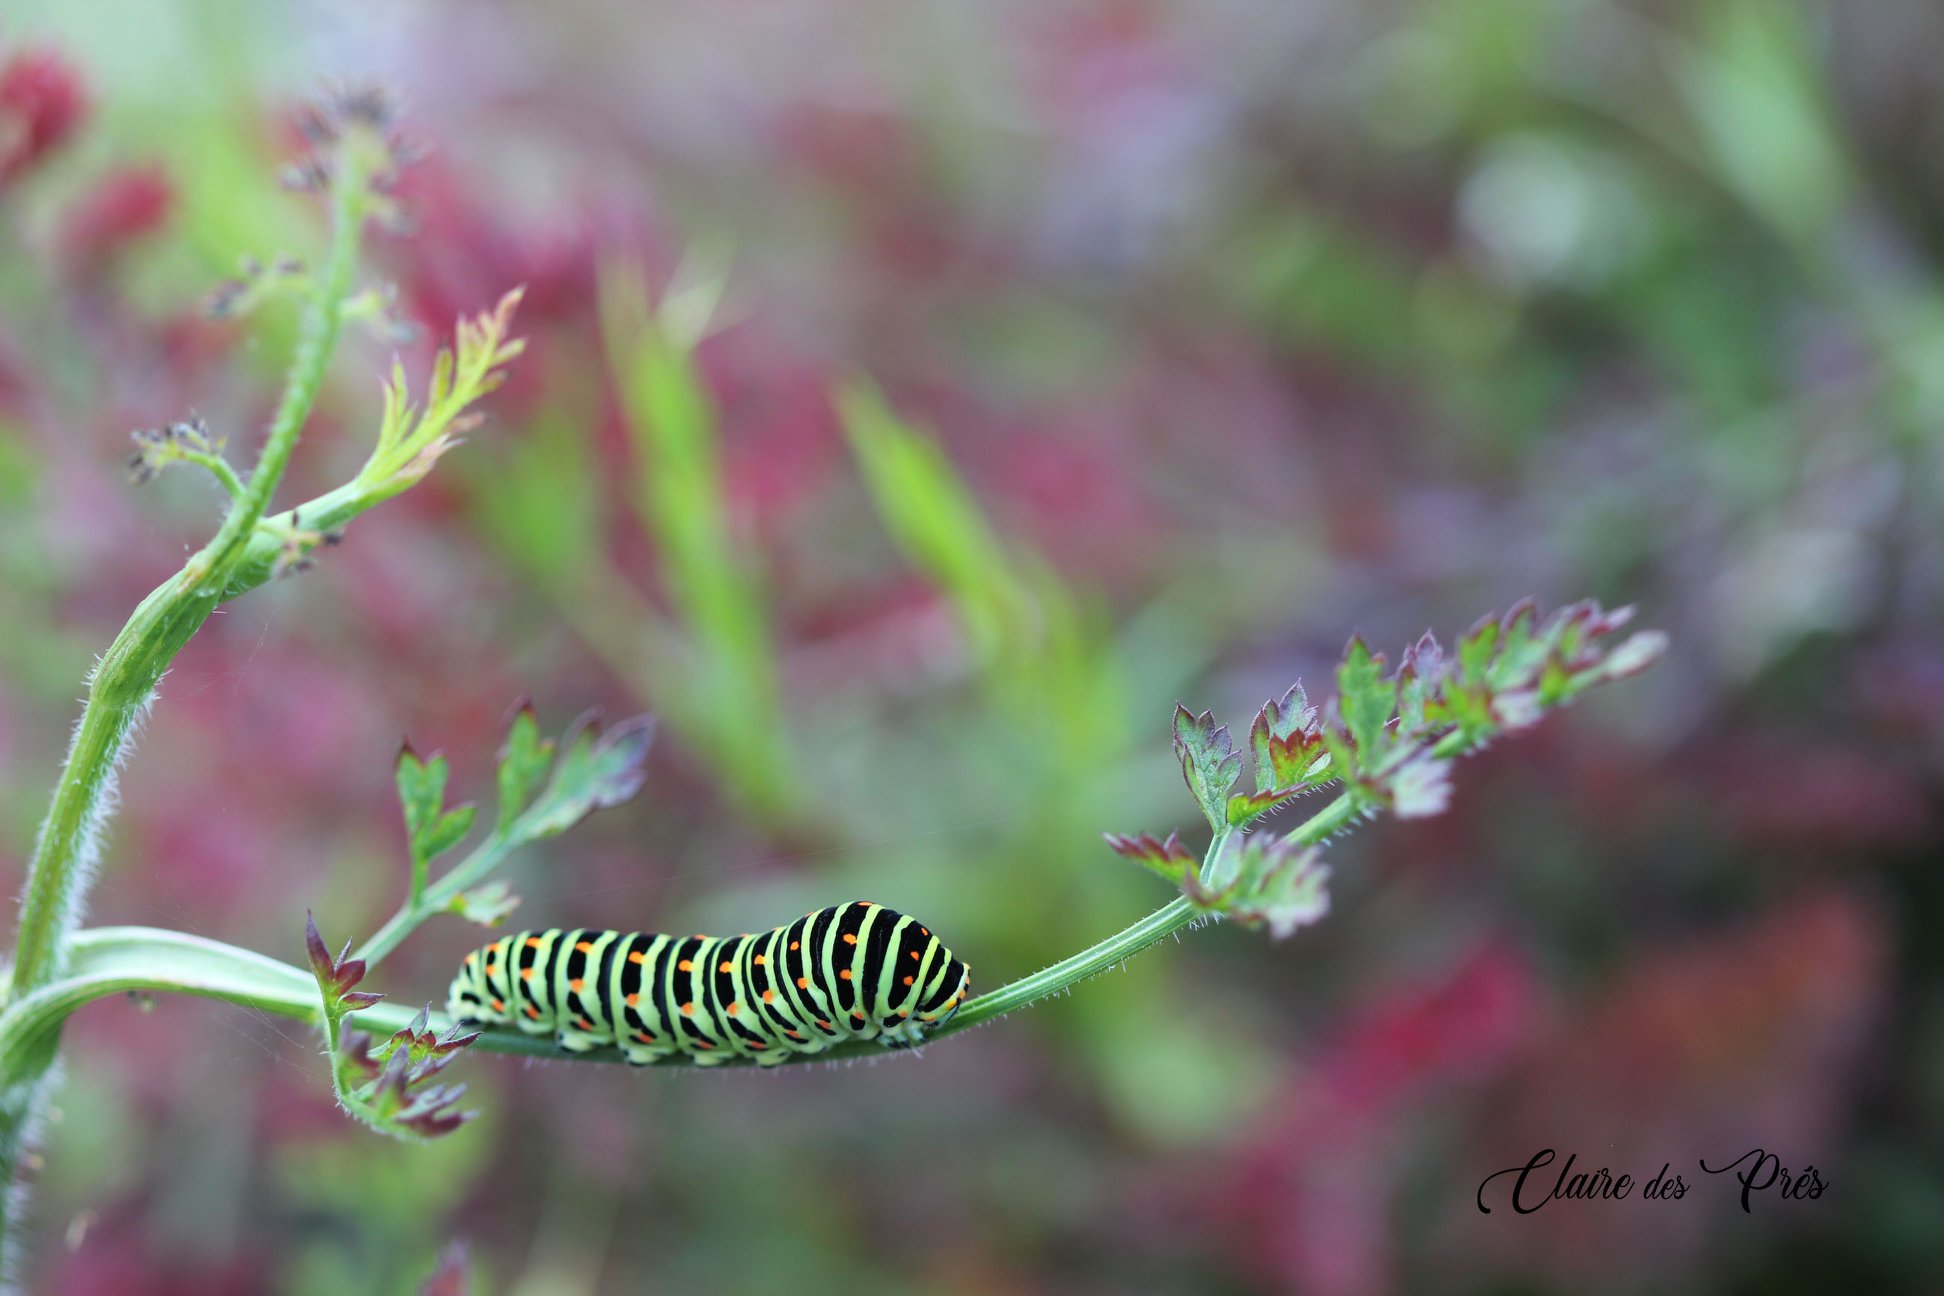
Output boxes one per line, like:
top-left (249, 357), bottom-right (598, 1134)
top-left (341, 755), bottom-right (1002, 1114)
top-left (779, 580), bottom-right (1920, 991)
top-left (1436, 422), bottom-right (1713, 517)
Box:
top-left (0, 141), bottom-right (374, 1279)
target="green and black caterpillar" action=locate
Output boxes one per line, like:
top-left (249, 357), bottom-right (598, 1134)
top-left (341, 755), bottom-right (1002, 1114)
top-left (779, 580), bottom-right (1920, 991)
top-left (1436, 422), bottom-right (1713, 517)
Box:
top-left (447, 901), bottom-right (971, 1067)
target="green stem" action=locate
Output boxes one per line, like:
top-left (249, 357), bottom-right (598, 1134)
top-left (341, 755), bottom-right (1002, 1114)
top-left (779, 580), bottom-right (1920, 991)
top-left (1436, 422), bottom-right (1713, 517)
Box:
top-left (0, 790), bottom-right (1371, 1082)
top-left (355, 830), bottom-right (526, 969)
top-left (10, 147), bottom-right (371, 1001)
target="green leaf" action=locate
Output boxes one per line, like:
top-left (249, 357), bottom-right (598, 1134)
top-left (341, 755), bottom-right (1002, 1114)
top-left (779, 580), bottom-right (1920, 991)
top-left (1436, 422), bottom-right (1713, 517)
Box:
top-left (494, 701), bottom-right (555, 834)
top-left (1335, 637), bottom-right (1394, 769)
top-left (1248, 683), bottom-right (1323, 791)
top-left (418, 805), bottom-right (477, 863)
top-left (1173, 704), bottom-right (1242, 831)
top-left (448, 880), bottom-right (520, 927)
top-left (394, 745), bottom-right (449, 853)
top-left (511, 712), bottom-right (655, 841)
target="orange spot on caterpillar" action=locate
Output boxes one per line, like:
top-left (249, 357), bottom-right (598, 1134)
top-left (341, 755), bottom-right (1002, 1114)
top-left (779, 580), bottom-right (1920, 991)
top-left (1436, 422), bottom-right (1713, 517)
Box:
top-left (908, 951), bottom-right (919, 960)
top-left (569, 978), bottom-right (585, 993)
top-left (628, 951), bottom-right (645, 964)
top-left (754, 954), bottom-right (767, 966)
top-left (680, 1002), bottom-right (695, 1016)
top-left (718, 960), bottom-right (733, 973)
top-left (920, 928), bottom-right (929, 936)
top-left (578, 1017), bottom-right (595, 1030)
top-left (634, 1031), bottom-right (656, 1044)
top-left (678, 960), bottom-right (693, 972)
top-left (842, 934), bottom-right (857, 946)
top-left (576, 940), bottom-right (593, 953)
top-left (525, 937), bottom-right (542, 949)
top-left (789, 941), bottom-right (800, 951)
top-left (838, 969), bottom-right (852, 981)
top-left (903, 976), bottom-right (914, 986)
top-left (796, 977), bottom-right (808, 989)
top-left (524, 1006), bottom-right (541, 1020)
top-left (762, 990), bottom-right (776, 1004)
top-left (816, 1019), bottom-right (832, 1030)
top-left (695, 1041), bottom-right (715, 1050)
top-left (851, 1011), bottom-right (864, 1022)
top-left (490, 998), bottom-right (505, 1012)
top-left (625, 993), bottom-right (640, 1007)
top-left (521, 969), bottom-right (535, 981)
top-left (727, 1002), bottom-right (740, 1016)
top-left (785, 1029), bottom-right (804, 1040)
top-left (749, 1042), bottom-right (766, 1050)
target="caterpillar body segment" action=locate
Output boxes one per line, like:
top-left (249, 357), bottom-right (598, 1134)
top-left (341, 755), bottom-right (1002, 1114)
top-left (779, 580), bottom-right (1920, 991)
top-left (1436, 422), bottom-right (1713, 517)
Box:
top-left (447, 902), bottom-right (971, 1067)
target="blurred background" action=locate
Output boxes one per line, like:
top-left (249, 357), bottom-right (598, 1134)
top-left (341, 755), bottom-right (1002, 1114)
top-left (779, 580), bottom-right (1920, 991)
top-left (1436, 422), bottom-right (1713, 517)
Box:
top-left (0, 0), bottom-right (1940, 1292)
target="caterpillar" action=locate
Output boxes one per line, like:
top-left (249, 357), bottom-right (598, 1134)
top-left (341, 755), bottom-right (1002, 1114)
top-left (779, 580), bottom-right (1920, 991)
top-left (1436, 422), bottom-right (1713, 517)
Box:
top-left (447, 901), bottom-right (971, 1067)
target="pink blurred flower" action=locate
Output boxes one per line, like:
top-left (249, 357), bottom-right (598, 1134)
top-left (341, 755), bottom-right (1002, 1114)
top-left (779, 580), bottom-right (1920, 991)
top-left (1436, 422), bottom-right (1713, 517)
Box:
top-left (0, 47), bottom-right (87, 188)
top-left (60, 165), bottom-right (172, 270)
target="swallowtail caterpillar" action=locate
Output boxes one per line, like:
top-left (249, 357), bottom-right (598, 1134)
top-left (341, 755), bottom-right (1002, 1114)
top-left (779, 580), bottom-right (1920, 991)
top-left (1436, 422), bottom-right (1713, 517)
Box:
top-left (448, 902), bottom-right (971, 1066)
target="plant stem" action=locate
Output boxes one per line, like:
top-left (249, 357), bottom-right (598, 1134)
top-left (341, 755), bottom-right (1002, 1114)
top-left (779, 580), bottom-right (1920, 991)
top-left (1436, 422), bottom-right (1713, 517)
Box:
top-left (0, 139), bottom-right (374, 1282)
top-left (10, 148), bottom-right (370, 1002)
top-left (355, 831), bottom-right (526, 969)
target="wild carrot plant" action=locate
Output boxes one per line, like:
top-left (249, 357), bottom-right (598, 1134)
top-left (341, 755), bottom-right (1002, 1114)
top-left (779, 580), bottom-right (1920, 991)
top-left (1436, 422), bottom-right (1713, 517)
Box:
top-left (0, 85), bottom-right (1668, 1287)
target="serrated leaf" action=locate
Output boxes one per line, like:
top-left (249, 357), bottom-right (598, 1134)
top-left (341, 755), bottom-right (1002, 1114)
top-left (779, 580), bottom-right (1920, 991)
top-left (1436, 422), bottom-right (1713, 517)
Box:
top-left (495, 702), bottom-right (555, 834)
top-left (1249, 684), bottom-right (1322, 792)
top-left (1388, 749), bottom-right (1454, 818)
top-left (1173, 704), bottom-right (1242, 831)
top-left (1456, 612), bottom-right (1500, 684)
top-left (449, 880), bottom-right (520, 926)
top-left (1103, 830), bottom-right (1195, 884)
top-left (1187, 833), bottom-right (1331, 940)
top-left (1336, 637), bottom-right (1394, 768)
top-left (1226, 786), bottom-right (1304, 826)
top-left (511, 712), bottom-right (656, 841)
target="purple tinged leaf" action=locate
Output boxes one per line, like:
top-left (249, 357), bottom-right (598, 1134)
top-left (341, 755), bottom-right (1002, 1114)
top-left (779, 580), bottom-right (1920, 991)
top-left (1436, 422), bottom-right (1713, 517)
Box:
top-left (1103, 830), bottom-right (1195, 883)
top-left (1491, 688), bottom-right (1543, 730)
top-left (1249, 684), bottom-right (1323, 792)
top-left (1187, 833), bottom-right (1331, 940)
top-left (339, 991), bottom-right (385, 1010)
top-left (1225, 785), bottom-right (1305, 825)
top-left (334, 956), bottom-right (367, 993)
top-left (1172, 704), bottom-right (1243, 831)
top-left (304, 912), bottom-right (333, 984)
top-left (1388, 751), bottom-right (1454, 818)
top-left (1600, 630), bottom-right (1667, 680)
top-left (511, 711), bottom-right (656, 841)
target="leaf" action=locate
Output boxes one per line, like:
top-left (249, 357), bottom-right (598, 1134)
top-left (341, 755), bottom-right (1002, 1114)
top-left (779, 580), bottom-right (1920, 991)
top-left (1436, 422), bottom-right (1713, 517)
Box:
top-left (494, 701), bottom-right (555, 834)
top-left (1600, 630), bottom-right (1668, 681)
top-left (1186, 834), bottom-right (1331, 940)
top-left (511, 711), bottom-right (656, 841)
top-left (394, 745), bottom-right (449, 854)
top-left (1335, 637), bottom-right (1394, 772)
top-left (418, 805), bottom-right (477, 863)
top-left (1173, 704), bottom-right (1242, 831)
top-left (1102, 830), bottom-right (1195, 884)
top-left (1388, 749), bottom-right (1454, 819)
top-left (1249, 683), bottom-right (1324, 791)
top-left (1225, 785), bottom-right (1304, 826)
top-left (449, 880), bottom-right (520, 927)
